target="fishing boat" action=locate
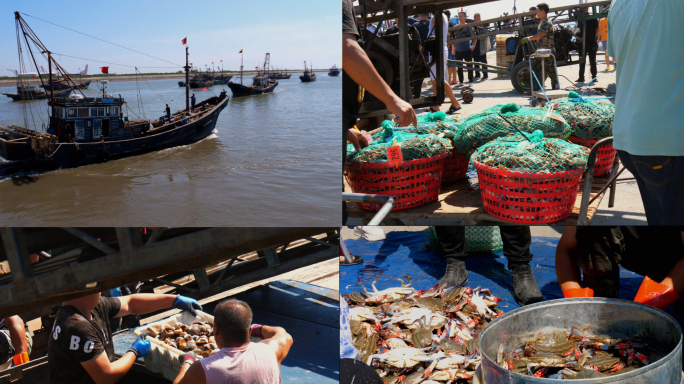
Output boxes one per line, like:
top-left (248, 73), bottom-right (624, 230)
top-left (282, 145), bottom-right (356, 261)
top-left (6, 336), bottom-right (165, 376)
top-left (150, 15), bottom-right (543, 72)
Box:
top-left (41, 78), bottom-right (91, 90)
top-left (189, 71), bottom-right (213, 88)
top-left (2, 85), bottom-right (71, 101)
top-left (300, 61), bottom-right (316, 82)
top-left (0, 12), bottom-right (229, 174)
top-left (268, 66), bottom-right (291, 80)
top-left (228, 52), bottom-right (278, 97)
top-left (328, 64), bottom-right (340, 76)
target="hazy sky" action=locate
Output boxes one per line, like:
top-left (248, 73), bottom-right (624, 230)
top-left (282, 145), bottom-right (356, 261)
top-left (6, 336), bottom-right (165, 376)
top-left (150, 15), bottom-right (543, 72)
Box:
top-left (0, 0), bottom-right (341, 75)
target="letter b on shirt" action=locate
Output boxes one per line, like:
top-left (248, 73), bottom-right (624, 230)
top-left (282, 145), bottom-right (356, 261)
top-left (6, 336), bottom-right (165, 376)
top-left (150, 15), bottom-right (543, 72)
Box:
top-left (70, 335), bottom-right (81, 350)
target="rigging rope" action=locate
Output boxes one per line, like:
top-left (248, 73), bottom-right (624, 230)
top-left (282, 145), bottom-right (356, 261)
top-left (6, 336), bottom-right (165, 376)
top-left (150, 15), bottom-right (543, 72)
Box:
top-left (52, 53), bottom-right (178, 69)
top-left (20, 13), bottom-right (183, 67)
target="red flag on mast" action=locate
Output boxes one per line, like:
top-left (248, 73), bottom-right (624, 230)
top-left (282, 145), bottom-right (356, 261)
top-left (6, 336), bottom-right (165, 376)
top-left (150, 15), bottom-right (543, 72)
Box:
top-left (100, 67), bottom-right (109, 74)
top-left (239, 49), bottom-right (243, 53)
top-left (182, 37), bottom-right (187, 45)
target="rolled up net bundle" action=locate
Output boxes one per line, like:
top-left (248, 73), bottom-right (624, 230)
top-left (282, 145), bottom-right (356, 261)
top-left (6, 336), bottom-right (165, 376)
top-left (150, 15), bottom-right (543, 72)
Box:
top-left (346, 124), bottom-right (452, 164)
top-left (552, 91), bottom-right (615, 140)
top-left (452, 103), bottom-right (572, 156)
top-left (472, 130), bottom-right (589, 173)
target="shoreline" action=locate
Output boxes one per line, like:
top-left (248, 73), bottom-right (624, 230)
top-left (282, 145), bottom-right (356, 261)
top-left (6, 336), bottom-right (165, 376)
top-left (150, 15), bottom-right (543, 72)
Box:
top-left (0, 69), bottom-right (334, 86)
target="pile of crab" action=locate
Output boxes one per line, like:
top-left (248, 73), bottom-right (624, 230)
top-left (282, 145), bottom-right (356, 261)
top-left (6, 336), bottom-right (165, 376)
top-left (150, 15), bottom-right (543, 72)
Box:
top-left (497, 327), bottom-right (653, 379)
top-left (343, 275), bottom-right (505, 384)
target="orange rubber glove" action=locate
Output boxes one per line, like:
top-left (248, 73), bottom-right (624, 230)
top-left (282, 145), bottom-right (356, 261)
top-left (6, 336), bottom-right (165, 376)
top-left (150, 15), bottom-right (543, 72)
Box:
top-left (12, 352), bottom-right (29, 366)
top-left (634, 276), bottom-right (680, 310)
top-left (563, 287), bottom-right (594, 298)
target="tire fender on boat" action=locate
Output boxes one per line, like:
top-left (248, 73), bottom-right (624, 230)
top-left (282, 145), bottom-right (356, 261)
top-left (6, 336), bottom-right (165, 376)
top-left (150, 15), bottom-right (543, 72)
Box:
top-left (101, 150), bottom-right (111, 162)
top-left (197, 123), bottom-right (204, 132)
top-left (71, 148), bottom-right (85, 161)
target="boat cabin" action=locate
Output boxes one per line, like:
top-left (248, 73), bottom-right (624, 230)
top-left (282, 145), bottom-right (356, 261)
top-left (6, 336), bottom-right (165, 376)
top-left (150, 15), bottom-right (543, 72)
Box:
top-left (48, 96), bottom-right (138, 143)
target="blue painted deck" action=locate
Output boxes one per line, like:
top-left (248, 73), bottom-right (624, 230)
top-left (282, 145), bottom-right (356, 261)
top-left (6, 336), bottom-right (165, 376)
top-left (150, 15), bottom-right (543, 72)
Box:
top-left (114, 280), bottom-right (339, 383)
top-left (341, 230), bottom-right (683, 323)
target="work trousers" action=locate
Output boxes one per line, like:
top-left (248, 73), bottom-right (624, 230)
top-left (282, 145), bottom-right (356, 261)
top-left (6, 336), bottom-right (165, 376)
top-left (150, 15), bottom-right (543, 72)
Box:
top-left (473, 49), bottom-right (488, 79)
top-left (532, 55), bottom-right (558, 89)
top-left (453, 50), bottom-right (473, 83)
top-left (191, 101), bottom-right (196, 112)
top-left (578, 44), bottom-right (598, 80)
top-left (617, 150), bottom-right (684, 225)
top-left (434, 226), bottom-right (533, 264)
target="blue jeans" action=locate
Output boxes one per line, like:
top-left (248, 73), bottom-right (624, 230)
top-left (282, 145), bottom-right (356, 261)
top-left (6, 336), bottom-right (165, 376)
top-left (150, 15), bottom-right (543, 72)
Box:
top-left (617, 150), bottom-right (684, 225)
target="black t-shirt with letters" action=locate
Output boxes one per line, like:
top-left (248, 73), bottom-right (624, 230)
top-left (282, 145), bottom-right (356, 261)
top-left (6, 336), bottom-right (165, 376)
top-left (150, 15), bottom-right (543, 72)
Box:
top-left (48, 297), bottom-right (121, 384)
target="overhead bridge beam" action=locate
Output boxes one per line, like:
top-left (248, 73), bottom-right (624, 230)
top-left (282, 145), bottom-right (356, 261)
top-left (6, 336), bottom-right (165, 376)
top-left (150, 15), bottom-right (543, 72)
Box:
top-left (0, 227), bottom-right (337, 319)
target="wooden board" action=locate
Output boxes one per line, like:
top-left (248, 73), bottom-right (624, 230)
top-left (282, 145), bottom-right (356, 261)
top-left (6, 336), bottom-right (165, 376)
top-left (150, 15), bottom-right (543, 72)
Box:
top-left (345, 173), bottom-right (612, 225)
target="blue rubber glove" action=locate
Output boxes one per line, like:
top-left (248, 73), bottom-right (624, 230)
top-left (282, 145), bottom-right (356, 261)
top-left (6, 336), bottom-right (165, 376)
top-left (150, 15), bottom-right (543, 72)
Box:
top-left (520, 37), bottom-right (530, 45)
top-left (128, 339), bottom-right (151, 358)
top-left (109, 287), bottom-right (121, 297)
top-left (173, 295), bottom-right (202, 316)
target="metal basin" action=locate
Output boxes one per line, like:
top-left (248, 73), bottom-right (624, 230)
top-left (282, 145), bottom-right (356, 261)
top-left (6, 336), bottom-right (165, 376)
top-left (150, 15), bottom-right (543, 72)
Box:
top-left (479, 298), bottom-right (683, 383)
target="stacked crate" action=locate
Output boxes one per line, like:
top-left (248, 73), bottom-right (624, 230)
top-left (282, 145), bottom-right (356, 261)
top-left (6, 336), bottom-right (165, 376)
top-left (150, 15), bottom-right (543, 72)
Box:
top-left (496, 34), bottom-right (516, 78)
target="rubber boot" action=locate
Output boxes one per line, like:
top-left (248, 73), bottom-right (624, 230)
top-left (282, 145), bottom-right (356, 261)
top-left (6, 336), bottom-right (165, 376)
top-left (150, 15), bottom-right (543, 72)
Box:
top-left (509, 262), bottom-right (543, 306)
top-left (439, 258), bottom-right (468, 288)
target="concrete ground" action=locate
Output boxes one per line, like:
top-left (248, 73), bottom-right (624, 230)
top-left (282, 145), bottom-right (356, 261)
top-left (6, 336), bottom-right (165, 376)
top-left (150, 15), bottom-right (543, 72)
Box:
top-left (349, 49), bottom-right (646, 226)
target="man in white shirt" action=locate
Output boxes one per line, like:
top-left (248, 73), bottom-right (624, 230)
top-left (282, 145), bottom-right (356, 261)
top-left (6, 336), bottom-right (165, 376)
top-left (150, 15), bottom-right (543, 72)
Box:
top-left (173, 299), bottom-right (293, 384)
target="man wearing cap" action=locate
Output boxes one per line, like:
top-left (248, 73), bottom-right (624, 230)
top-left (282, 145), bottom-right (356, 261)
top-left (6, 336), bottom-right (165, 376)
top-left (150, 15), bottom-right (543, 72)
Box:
top-left (48, 291), bottom-right (201, 384)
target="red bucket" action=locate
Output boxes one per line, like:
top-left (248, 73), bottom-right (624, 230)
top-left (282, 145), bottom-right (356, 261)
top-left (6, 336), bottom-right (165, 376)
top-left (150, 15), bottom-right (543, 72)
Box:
top-left (568, 136), bottom-right (616, 176)
top-left (442, 148), bottom-right (469, 184)
top-left (345, 153), bottom-right (447, 211)
top-left (473, 160), bottom-right (584, 223)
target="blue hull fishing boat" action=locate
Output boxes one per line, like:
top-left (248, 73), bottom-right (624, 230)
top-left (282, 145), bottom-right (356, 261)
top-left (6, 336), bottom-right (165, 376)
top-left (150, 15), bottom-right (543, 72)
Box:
top-left (0, 12), bottom-right (229, 176)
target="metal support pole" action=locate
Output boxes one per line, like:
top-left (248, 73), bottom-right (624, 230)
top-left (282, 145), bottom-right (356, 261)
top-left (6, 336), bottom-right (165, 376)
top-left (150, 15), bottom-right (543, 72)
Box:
top-left (62, 228), bottom-right (117, 255)
top-left (342, 192), bottom-right (394, 225)
top-left (435, 10), bottom-right (444, 104)
top-left (0, 228), bottom-right (34, 281)
top-left (395, 3), bottom-right (410, 101)
top-left (578, 137), bottom-right (613, 225)
top-left (263, 247), bottom-right (280, 268)
top-left (145, 227), bottom-right (166, 246)
top-left (192, 269), bottom-right (211, 290)
top-left (115, 228), bottom-right (136, 253)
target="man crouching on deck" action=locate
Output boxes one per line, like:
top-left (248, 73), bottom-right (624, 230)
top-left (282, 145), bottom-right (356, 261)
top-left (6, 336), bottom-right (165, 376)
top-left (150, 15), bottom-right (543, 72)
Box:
top-left (173, 299), bottom-right (293, 384)
top-left (48, 291), bottom-right (202, 384)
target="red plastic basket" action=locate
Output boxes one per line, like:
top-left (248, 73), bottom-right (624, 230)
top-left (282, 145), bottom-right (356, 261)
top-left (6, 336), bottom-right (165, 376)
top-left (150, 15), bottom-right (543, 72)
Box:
top-left (345, 153), bottom-right (448, 211)
top-left (442, 148), bottom-right (469, 184)
top-left (568, 136), bottom-right (616, 176)
top-left (473, 160), bottom-right (584, 223)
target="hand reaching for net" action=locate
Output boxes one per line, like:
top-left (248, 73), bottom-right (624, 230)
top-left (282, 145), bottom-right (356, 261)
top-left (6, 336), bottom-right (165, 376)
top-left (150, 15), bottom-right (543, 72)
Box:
top-left (387, 96), bottom-right (417, 128)
top-left (347, 129), bottom-right (369, 150)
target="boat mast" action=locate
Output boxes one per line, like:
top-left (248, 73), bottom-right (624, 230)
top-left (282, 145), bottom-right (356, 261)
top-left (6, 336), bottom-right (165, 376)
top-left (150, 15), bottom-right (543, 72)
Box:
top-left (240, 51), bottom-right (243, 85)
top-left (48, 51), bottom-right (54, 130)
top-left (184, 46), bottom-right (190, 112)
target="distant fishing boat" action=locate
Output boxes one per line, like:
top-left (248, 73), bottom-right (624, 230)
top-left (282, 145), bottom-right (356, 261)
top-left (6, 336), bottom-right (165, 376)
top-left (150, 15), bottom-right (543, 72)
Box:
top-left (300, 61), bottom-right (316, 82)
top-left (0, 12), bottom-right (230, 174)
top-left (268, 66), bottom-right (291, 80)
top-left (228, 52), bottom-right (278, 97)
top-left (2, 85), bottom-right (71, 101)
top-left (328, 64), bottom-right (340, 77)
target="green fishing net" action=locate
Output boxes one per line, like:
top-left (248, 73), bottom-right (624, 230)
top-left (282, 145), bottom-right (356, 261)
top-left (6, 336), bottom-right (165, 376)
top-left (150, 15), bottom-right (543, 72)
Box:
top-left (472, 130), bottom-right (589, 173)
top-left (375, 113), bottom-right (462, 137)
top-left (346, 123), bottom-right (452, 164)
top-left (452, 103), bottom-right (572, 156)
top-left (552, 92), bottom-right (615, 140)
top-left (427, 226), bottom-right (504, 254)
